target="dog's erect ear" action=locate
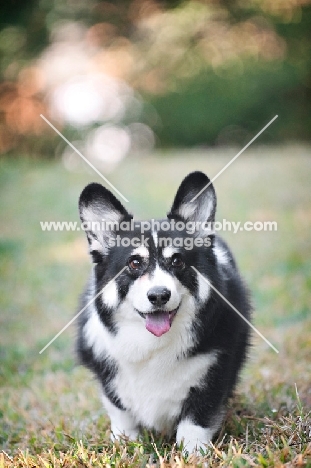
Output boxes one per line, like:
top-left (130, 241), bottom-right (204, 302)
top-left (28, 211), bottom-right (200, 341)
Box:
top-left (79, 183), bottom-right (132, 261)
top-left (168, 172), bottom-right (216, 233)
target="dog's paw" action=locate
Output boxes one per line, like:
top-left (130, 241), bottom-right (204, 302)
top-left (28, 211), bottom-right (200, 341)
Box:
top-left (102, 393), bottom-right (139, 443)
top-left (179, 438), bottom-right (211, 456)
top-left (176, 419), bottom-right (214, 455)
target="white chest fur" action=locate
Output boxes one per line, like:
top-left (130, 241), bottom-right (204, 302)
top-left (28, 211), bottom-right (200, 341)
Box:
top-left (84, 304), bottom-right (217, 433)
top-left (115, 348), bottom-right (217, 433)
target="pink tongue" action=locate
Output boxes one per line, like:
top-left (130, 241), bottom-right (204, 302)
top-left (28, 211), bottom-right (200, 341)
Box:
top-left (145, 312), bottom-right (171, 337)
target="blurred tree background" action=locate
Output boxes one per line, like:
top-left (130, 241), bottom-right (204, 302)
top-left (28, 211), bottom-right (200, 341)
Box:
top-left (0, 0), bottom-right (310, 159)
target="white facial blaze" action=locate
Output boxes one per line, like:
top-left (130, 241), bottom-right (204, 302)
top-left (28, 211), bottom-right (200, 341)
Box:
top-left (126, 265), bottom-right (182, 314)
top-left (152, 230), bottom-right (158, 247)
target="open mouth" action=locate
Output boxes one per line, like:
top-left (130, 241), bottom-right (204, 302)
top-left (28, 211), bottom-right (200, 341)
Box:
top-left (137, 309), bottom-right (178, 337)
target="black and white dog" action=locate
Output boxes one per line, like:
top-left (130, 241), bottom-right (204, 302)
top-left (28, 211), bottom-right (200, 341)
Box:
top-left (77, 171), bottom-right (251, 453)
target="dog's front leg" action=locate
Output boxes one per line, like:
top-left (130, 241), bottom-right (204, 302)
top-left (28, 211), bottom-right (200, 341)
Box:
top-left (176, 369), bottom-right (227, 453)
top-left (102, 393), bottom-right (139, 441)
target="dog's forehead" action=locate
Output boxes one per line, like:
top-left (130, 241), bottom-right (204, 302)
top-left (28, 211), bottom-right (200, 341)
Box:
top-left (127, 223), bottom-right (181, 261)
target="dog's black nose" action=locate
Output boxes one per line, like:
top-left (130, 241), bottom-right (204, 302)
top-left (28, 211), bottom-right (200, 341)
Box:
top-left (147, 287), bottom-right (171, 307)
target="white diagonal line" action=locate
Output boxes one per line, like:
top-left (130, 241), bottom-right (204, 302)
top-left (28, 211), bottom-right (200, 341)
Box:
top-left (191, 266), bottom-right (279, 354)
top-left (190, 115), bottom-right (278, 202)
top-left (40, 114), bottom-right (129, 203)
top-left (39, 266), bottom-right (127, 354)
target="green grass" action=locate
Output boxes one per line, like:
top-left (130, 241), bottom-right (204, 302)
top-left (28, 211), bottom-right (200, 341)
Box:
top-left (1, 145), bottom-right (311, 467)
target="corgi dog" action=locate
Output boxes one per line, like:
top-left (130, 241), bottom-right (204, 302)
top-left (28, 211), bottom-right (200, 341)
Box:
top-left (77, 171), bottom-right (251, 453)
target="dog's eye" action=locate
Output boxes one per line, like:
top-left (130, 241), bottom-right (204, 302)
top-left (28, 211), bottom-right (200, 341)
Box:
top-left (171, 254), bottom-right (184, 268)
top-left (128, 257), bottom-right (142, 270)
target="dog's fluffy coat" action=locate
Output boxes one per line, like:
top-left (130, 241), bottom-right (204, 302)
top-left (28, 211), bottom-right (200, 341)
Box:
top-left (77, 171), bottom-right (251, 453)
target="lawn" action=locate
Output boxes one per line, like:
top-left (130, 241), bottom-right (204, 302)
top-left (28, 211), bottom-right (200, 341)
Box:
top-left (0, 145), bottom-right (311, 467)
